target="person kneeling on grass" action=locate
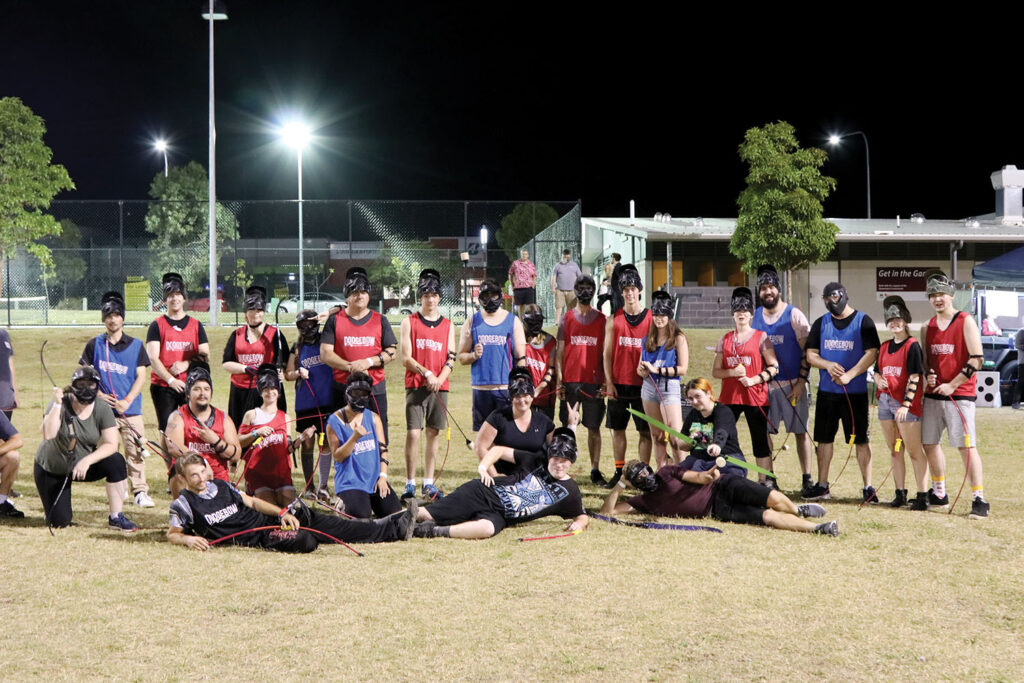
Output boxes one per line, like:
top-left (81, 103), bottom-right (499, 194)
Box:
top-left (167, 453), bottom-right (417, 552)
top-left (237, 365), bottom-right (296, 508)
top-left (600, 459), bottom-right (838, 536)
top-left (412, 425), bottom-right (588, 539)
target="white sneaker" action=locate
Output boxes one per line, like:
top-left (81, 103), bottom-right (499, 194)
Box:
top-left (134, 491), bottom-right (156, 508)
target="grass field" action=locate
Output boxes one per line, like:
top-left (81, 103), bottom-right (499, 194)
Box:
top-left (2, 325), bottom-right (1022, 681)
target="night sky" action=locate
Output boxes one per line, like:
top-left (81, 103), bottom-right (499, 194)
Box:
top-left (3, 3), bottom-right (1023, 219)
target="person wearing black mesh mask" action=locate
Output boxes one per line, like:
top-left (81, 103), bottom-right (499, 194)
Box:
top-left (285, 309), bottom-right (334, 499)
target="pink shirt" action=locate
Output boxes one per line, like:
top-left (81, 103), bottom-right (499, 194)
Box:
top-left (509, 259), bottom-right (536, 289)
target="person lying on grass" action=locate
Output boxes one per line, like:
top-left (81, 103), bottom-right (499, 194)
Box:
top-left (412, 423), bottom-right (588, 539)
top-left (598, 379), bottom-right (840, 536)
top-left (167, 453), bottom-right (417, 553)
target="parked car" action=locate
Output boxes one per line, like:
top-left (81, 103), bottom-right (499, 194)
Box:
top-left (275, 293), bottom-right (346, 315)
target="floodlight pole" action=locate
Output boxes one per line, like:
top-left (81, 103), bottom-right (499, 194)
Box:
top-left (829, 130), bottom-right (871, 219)
top-left (204, 1), bottom-right (226, 324)
top-left (296, 146), bottom-right (305, 309)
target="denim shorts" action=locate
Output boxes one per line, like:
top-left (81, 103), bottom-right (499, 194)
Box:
top-left (877, 391), bottom-right (921, 423)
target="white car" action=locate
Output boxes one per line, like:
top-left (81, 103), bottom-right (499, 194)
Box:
top-left (275, 293), bottom-right (346, 315)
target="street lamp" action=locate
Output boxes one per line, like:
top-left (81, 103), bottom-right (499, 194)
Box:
top-left (153, 139), bottom-right (169, 177)
top-left (279, 120), bottom-right (312, 309)
top-left (202, 0), bottom-right (227, 325)
top-left (827, 130), bottom-right (871, 219)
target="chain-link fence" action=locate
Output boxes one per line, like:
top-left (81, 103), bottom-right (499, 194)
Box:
top-left (523, 203), bottom-right (582, 321)
top-left (3, 199), bottom-right (580, 326)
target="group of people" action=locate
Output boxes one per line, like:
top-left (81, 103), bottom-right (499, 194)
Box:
top-left (0, 256), bottom-right (993, 553)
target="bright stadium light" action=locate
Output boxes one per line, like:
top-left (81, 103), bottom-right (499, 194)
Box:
top-left (153, 139), bottom-right (169, 177)
top-left (278, 119), bottom-right (313, 308)
top-left (827, 130), bottom-right (871, 218)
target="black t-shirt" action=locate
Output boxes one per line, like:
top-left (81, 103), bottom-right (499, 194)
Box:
top-left (681, 403), bottom-right (742, 458)
top-left (487, 451), bottom-right (584, 524)
top-left (169, 479), bottom-right (268, 539)
top-left (485, 407), bottom-right (554, 474)
top-left (145, 315), bottom-right (210, 344)
top-left (320, 311), bottom-right (397, 348)
top-left (805, 311), bottom-right (881, 351)
top-left (221, 325), bottom-right (290, 366)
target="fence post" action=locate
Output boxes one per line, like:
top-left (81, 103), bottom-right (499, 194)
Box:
top-left (5, 255), bottom-right (9, 327)
top-left (118, 200), bottom-right (124, 275)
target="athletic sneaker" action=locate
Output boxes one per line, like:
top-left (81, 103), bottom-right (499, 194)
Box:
top-left (590, 469), bottom-right (608, 486)
top-left (813, 520), bottom-right (839, 537)
top-left (605, 471), bottom-right (622, 489)
top-left (108, 513), bottom-right (138, 532)
top-left (393, 499), bottom-right (418, 541)
top-left (800, 474), bottom-right (814, 499)
top-left (969, 498), bottom-right (990, 520)
top-left (0, 500), bottom-right (25, 518)
top-left (909, 492), bottom-right (928, 511)
top-left (927, 488), bottom-right (950, 508)
top-left (803, 483), bottom-right (831, 501)
top-left (316, 487), bottom-right (331, 503)
top-left (421, 483), bottom-right (443, 500)
top-left (8, 489), bottom-right (21, 498)
top-left (890, 489), bottom-right (908, 508)
top-left (401, 483), bottom-right (416, 500)
top-left (862, 486), bottom-right (880, 505)
top-left (134, 491), bottom-right (155, 508)
top-left (413, 520), bottom-right (437, 538)
top-left (797, 503), bottom-right (826, 518)
top-left (762, 479), bottom-right (779, 492)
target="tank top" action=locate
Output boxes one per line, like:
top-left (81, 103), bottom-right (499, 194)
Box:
top-left (470, 310), bottom-right (515, 386)
top-left (238, 407), bottom-right (291, 482)
top-left (753, 304), bottom-right (802, 382)
top-left (328, 409), bottom-right (381, 495)
top-left (925, 311), bottom-right (977, 400)
top-left (719, 329), bottom-right (769, 406)
top-left (179, 480), bottom-right (265, 540)
top-left (877, 337), bottom-right (924, 416)
top-left (152, 316), bottom-right (201, 387)
top-left (611, 309), bottom-right (652, 386)
top-left (524, 334), bottom-right (556, 408)
top-left (562, 308), bottom-right (606, 385)
top-left (818, 311), bottom-right (867, 394)
top-left (94, 334), bottom-right (144, 416)
top-left (294, 342), bottom-right (334, 412)
top-left (405, 314), bottom-right (452, 390)
top-left (230, 325), bottom-right (279, 389)
top-left (331, 310), bottom-right (385, 385)
top-left (178, 405), bottom-right (230, 480)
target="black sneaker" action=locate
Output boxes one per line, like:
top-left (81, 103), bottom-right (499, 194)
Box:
top-left (813, 520), bottom-right (839, 537)
top-left (797, 503), bottom-right (826, 518)
top-left (762, 478), bottom-right (779, 492)
top-left (0, 500), bottom-right (25, 518)
top-left (862, 486), bottom-right (880, 504)
top-left (590, 469), bottom-right (608, 486)
top-left (890, 489), bottom-right (908, 508)
top-left (413, 520), bottom-right (437, 538)
top-left (968, 498), bottom-right (990, 520)
top-left (801, 474), bottom-right (814, 499)
top-left (927, 488), bottom-right (949, 508)
top-left (803, 483), bottom-right (830, 501)
top-left (909, 492), bottom-right (928, 511)
top-left (1013, 403), bottom-right (1022, 410)
top-left (605, 471), bottom-right (622, 489)
top-left (8, 489), bottom-right (21, 498)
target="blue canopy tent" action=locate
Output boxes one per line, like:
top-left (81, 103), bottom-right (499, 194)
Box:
top-left (972, 245), bottom-right (1024, 289)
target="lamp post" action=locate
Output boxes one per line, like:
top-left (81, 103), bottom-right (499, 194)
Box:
top-left (153, 139), bottom-right (169, 177)
top-left (279, 121), bottom-right (311, 309)
top-left (202, 0), bottom-right (227, 324)
top-left (480, 225), bottom-right (488, 282)
top-left (827, 131), bottom-right (871, 219)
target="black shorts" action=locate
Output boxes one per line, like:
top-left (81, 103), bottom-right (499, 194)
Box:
top-left (472, 389), bottom-right (509, 431)
top-left (425, 479), bottom-right (507, 534)
top-left (151, 384), bottom-right (187, 431)
top-left (606, 384), bottom-right (650, 433)
top-left (560, 383), bottom-right (606, 430)
top-left (294, 407), bottom-right (330, 434)
top-left (710, 475), bottom-right (770, 526)
top-left (513, 288), bottom-right (535, 305)
top-left (337, 487), bottom-right (402, 520)
top-left (813, 391), bottom-right (870, 445)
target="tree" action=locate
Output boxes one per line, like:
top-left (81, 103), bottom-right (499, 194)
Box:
top-left (367, 240), bottom-right (433, 309)
top-left (144, 161), bottom-right (239, 291)
top-left (730, 121), bottom-right (838, 298)
top-left (496, 202), bottom-right (560, 260)
top-left (41, 219), bottom-right (88, 302)
top-left (0, 97), bottom-right (75, 278)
